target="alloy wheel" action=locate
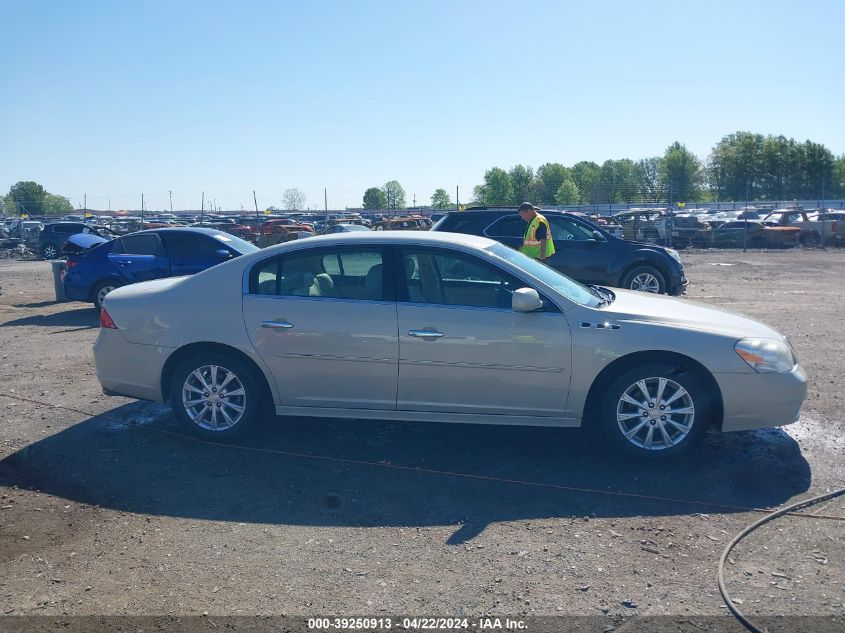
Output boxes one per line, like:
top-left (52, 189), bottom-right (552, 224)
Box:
top-left (630, 272), bottom-right (660, 293)
top-left (43, 245), bottom-right (57, 259)
top-left (181, 365), bottom-right (247, 431)
top-left (96, 285), bottom-right (116, 308)
top-left (616, 377), bottom-right (695, 450)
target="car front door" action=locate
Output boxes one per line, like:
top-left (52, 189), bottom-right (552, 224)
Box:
top-left (545, 216), bottom-right (608, 284)
top-left (108, 233), bottom-right (169, 283)
top-left (161, 232), bottom-right (231, 276)
top-left (242, 245), bottom-right (398, 410)
top-left (395, 246), bottom-right (572, 419)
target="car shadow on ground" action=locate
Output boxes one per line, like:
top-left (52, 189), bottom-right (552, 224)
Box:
top-left (1, 307), bottom-right (97, 329)
top-left (0, 401), bottom-right (811, 544)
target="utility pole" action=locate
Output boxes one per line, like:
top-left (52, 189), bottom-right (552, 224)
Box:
top-left (108, 198), bottom-right (111, 213)
top-left (456, 185), bottom-right (460, 211)
top-left (324, 188), bottom-right (328, 226)
top-left (141, 193), bottom-right (145, 228)
top-left (168, 190), bottom-right (173, 213)
top-left (253, 190), bottom-right (259, 224)
top-left (201, 192), bottom-right (205, 224)
top-left (84, 193), bottom-right (87, 213)
top-left (413, 194), bottom-right (416, 209)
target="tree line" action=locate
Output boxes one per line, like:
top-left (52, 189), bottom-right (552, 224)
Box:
top-left (2, 181), bottom-right (74, 216)
top-left (470, 132), bottom-right (845, 207)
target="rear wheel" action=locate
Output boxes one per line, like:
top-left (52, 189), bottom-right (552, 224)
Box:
top-left (800, 231), bottom-right (821, 247)
top-left (169, 353), bottom-right (265, 439)
top-left (622, 266), bottom-right (666, 294)
top-left (92, 280), bottom-right (122, 311)
top-left (42, 242), bottom-right (59, 260)
top-left (599, 363), bottom-right (709, 459)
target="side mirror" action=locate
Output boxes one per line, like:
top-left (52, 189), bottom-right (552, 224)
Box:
top-left (591, 230), bottom-right (606, 242)
top-left (215, 249), bottom-right (233, 259)
top-left (512, 287), bottom-right (543, 313)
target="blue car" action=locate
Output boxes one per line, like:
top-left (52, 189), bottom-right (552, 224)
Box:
top-left (63, 227), bottom-right (259, 310)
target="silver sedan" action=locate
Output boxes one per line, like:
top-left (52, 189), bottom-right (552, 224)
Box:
top-left (93, 231), bottom-right (807, 458)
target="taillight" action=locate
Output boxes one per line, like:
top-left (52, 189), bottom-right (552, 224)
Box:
top-left (100, 308), bottom-right (117, 329)
top-left (66, 259), bottom-right (79, 269)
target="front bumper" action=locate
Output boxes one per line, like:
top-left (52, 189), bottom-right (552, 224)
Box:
top-left (93, 328), bottom-right (173, 403)
top-left (714, 364), bottom-right (807, 432)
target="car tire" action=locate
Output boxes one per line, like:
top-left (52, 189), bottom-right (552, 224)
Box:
top-left (621, 266), bottom-right (666, 294)
top-left (92, 280), bottom-right (122, 311)
top-left (169, 353), bottom-right (266, 440)
top-left (42, 243), bottom-right (59, 260)
top-left (599, 363), bottom-right (709, 459)
top-left (800, 231), bottom-right (821, 248)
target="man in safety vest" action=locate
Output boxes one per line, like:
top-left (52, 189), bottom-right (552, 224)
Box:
top-left (518, 202), bottom-right (555, 263)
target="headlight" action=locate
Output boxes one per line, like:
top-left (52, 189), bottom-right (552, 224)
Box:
top-left (734, 338), bottom-right (795, 373)
top-left (665, 248), bottom-right (681, 263)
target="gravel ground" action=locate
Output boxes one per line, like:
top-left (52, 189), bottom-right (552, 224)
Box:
top-left (0, 249), bottom-right (842, 630)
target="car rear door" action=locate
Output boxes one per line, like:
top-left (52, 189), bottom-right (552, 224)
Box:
top-left (107, 233), bottom-right (170, 283)
top-left (242, 245), bottom-right (398, 410)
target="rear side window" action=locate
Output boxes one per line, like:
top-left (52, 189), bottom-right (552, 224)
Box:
top-left (112, 233), bottom-right (165, 256)
top-left (162, 232), bottom-right (223, 257)
top-left (484, 216), bottom-right (524, 238)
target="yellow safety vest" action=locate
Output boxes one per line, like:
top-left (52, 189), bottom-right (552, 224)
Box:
top-left (521, 213), bottom-right (556, 259)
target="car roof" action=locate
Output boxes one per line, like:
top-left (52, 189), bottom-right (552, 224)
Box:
top-left (130, 227), bottom-right (231, 236)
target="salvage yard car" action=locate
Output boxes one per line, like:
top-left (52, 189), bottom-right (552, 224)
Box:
top-left (711, 220), bottom-right (800, 248)
top-left (63, 227), bottom-right (258, 310)
top-left (433, 208), bottom-right (687, 295)
top-left (94, 231), bottom-right (806, 459)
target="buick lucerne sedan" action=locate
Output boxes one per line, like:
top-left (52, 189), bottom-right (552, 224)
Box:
top-left (94, 232), bottom-right (807, 458)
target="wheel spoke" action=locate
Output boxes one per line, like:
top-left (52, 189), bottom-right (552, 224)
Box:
top-left (617, 412), bottom-right (643, 421)
top-left (658, 421), bottom-right (673, 447)
top-left (663, 386), bottom-right (688, 406)
top-left (210, 366), bottom-right (219, 389)
top-left (643, 425), bottom-right (655, 448)
top-left (636, 380), bottom-right (651, 402)
top-left (620, 393), bottom-right (645, 408)
top-left (667, 406), bottom-right (694, 415)
top-left (219, 372), bottom-right (236, 391)
top-left (222, 387), bottom-right (245, 397)
top-left (655, 378), bottom-right (668, 405)
top-left (222, 401), bottom-right (245, 414)
top-left (211, 405), bottom-right (219, 429)
top-left (183, 398), bottom-right (205, 407)
top-left (192, 370), bottom-right (212, 392)
top-left (219, 407), bottom-right (235, 427)
top-left (194, 403), bottom-right (210, 422)
top-left (667, 419), bottom-right (691, 433)
top-left (184, 384), bottom-right (204, 395)
top-left (624, 419), bottom-right (648, 439)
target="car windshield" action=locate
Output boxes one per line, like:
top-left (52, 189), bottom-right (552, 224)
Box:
top-left (210, 232), bottom-right (259, 254)
top-left (487, 243), bottom-right (601, 308)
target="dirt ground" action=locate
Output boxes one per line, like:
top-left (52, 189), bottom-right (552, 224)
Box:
top-left (0, 249), bottom-right (843, 630)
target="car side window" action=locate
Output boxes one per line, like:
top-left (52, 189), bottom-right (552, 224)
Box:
top-left (249, 248), bottom-right (384, 300)
top-left (547, 218), bottom-right (594, 241)
top-left (399, 248), bottom-right (524, 309)
top-left (162, 233), bottom-right (223, 257)
top-left (485, 216), bottom-right (525, 238)
top-left (111, 233), bottom-right (164, 256)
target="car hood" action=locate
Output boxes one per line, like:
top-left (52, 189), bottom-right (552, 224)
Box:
top-left (599, 288), bottom-right (785, 340)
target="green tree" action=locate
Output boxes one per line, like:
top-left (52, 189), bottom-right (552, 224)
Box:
top-left (831, 156), bottom-right (845, 199)
top-left (43, 194), bottom-right (73, 215)
top-left (382, 180), bottom-right (406, 209)
top-left (508, 164), bottom-right (534, 205)
top-left (659, 142), bottom-right (703, 202)
top-left (8, 181), bottom-right (47, 215)
top-left (475, 167), bottom-right (513, 206)
top-left (363, 187), bottom-right (387, 210)
top-left (430, 188), bottom-right (451, 209)
top-left (570, 161), bottom-right (601, 204)
top-left (636, 157), bottom-right (663, 202)
top-left (554, 178), bottom-right (580, 205)
top-left (536, 163), bottom-right (570, 205)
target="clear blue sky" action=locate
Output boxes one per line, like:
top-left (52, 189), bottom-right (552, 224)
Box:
top-left (2, 0), bottom-right (843, 211)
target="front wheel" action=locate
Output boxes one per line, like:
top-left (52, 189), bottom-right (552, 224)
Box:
top-left (621, 266), bottom-right (666, 294)
top-left (169, 353), bottom-right (265, 439)
top-left (599, 364), bottom-right (709, 459)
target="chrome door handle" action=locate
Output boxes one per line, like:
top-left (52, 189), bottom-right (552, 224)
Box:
top-left (407, 329), bottom-right (444, 338)
top-left (260, 320), bottom-right (294, 329)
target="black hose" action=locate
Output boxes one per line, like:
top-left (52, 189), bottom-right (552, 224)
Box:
top-left (718, 486), bottom-right (845, 633)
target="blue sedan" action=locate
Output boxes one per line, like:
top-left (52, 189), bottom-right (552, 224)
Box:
top-left (63, 227), bottom-right (259, 309)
